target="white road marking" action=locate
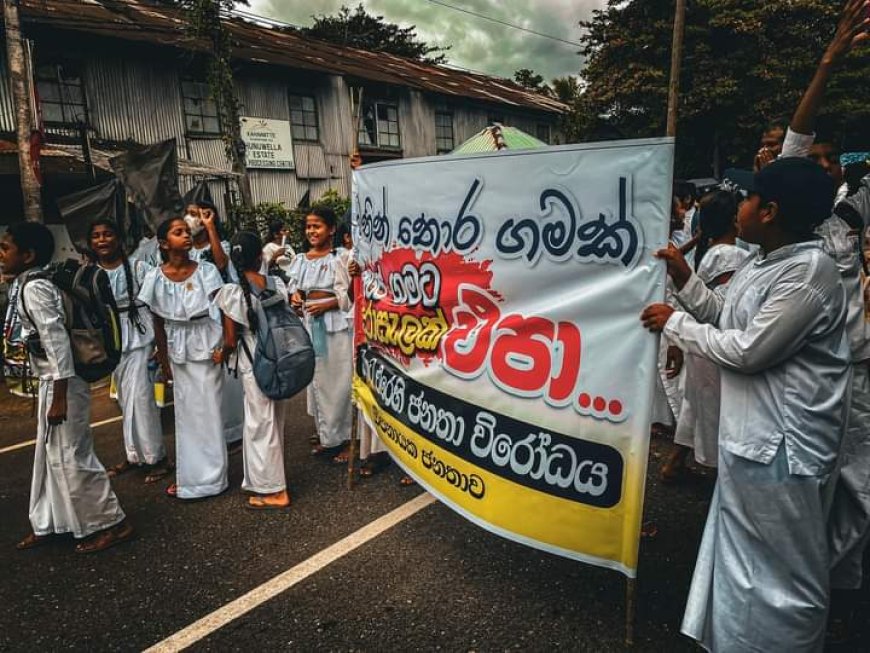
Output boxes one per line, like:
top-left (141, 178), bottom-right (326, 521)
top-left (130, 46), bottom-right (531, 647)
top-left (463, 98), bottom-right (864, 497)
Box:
top-left (0, 414), bottom-right (124, 455)
top-left (144, 492), bottom-right (437, 652)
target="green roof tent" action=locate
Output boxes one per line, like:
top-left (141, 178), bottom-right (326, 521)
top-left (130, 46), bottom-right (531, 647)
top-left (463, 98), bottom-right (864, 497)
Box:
top-left (451, 123), bottom-right (547, 154)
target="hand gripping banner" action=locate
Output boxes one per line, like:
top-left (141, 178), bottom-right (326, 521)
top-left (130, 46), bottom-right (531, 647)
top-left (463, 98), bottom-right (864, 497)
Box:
top-left (352, 139), bottom-right (674, 576)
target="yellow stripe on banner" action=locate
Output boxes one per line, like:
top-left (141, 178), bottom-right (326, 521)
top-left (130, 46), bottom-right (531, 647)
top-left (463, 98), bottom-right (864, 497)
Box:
top-left (354, 378), bottom-right (645, 575)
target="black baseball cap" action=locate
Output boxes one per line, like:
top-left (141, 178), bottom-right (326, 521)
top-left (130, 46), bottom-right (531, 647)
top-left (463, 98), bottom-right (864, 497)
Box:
top-left (728, 157), bottom-right (836, 232)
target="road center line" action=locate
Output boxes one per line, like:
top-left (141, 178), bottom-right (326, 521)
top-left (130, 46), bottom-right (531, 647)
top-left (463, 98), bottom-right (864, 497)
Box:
top-left (144, 492), bottom-right (437, 653)
top-left (0, 415), bottom-right (123, 455)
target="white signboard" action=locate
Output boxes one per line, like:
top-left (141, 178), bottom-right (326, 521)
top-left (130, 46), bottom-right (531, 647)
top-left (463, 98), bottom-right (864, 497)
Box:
top-left (240, 117), bottom-right (295, 170)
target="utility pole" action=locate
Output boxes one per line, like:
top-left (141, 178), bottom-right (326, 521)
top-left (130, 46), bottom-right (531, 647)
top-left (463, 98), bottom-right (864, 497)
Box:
top-left (666, 0), bottom-right (686, 138)
top-left (3, 0), bottom-right (42, 221)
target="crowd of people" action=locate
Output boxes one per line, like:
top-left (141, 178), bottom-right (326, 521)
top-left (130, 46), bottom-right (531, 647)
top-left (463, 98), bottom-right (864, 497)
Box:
top-left (642, 1), bottom-right (870, 648)
top-left (0, 0), bottom-right (869, 650)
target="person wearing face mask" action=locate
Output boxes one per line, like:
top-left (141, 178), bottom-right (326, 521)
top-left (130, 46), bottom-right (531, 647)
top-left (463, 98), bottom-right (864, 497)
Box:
top-left (184, 201), bottom-right (237, 283)
top-left (184, 201), bottom-right (245, 453)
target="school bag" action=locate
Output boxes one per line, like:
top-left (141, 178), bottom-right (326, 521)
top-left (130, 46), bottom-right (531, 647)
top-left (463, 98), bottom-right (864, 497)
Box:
top-left (20, 260), bottom-right (122, 383)
top-left (240, 277), bottom-right (315, 400)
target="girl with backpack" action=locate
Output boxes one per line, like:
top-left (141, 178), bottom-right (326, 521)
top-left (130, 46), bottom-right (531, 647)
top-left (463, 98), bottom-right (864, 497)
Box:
top-left (288, 207), bottom-right (353, 461)
top-left (214, 231), bottom-right (291, 510)
top-left (89, 219), bottom-right (169, 484)
top-left (138, 217), bottom-right (228, 500)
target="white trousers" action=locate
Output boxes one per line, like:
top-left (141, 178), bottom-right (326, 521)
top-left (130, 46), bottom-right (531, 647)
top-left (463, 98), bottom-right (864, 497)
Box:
top-left (358, 409), bottom-right (386, 458)
top-left (308, 329), bottom-right (353, 448)
top-left (171, 360), bottom-right (228, 499)
top-left (116, 347), bottom-right (165, 465)
top-left (30, 376), bottom-right (126, 538)
top-left (239, 367), bottom-right (287, 494)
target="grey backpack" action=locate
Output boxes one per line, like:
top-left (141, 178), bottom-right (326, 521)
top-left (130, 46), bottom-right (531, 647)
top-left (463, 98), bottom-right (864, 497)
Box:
top-left (241, 277), bottom-right (315, 400)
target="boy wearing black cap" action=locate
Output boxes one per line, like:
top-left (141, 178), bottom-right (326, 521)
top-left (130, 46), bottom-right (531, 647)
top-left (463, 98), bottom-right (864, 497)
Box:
top-left (641, 157), bottom-right (851, 652)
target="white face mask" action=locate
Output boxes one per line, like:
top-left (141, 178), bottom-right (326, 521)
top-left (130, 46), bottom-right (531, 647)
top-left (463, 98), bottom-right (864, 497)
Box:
top-left (184, 214), bottom-right (204, 236)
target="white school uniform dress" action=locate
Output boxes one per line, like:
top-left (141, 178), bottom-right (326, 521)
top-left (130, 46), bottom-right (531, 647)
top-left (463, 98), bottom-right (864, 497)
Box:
top-left (18, 269), bottom-right (126, 538)
top-left (213, 279), bottom-right (288, 494)
top-left (287, 250), bottom-right (353, 448)
top-left (131, 236), bottom-right (160, 267)
top-left (666, 242), bottom-right (850, 653)
top-left (673, 244), bottom-right (750, 467)
top-left (190, 241), bottom-right (244, 445)
top-left (101, 260), bottom-right (165, 465)
top-left (138, 261), bottom-right (228, 499)
top-left (782, 129), bottom-right (870, 590)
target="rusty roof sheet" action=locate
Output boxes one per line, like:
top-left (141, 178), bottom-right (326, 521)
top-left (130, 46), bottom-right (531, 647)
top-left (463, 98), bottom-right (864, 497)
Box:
top-left (20, 0), bottom-right (567, 115)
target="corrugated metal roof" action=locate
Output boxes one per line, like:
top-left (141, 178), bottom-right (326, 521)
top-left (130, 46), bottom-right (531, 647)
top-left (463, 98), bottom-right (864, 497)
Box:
top-left (19, 0), bottom-right (567, 116)
top-left (451, 124), bottom-right (547, 154)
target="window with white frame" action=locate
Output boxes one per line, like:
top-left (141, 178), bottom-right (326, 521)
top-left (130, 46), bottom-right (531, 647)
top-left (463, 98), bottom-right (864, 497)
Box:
top-left (358, 101), bottom-right (401, 149)
top-left (35, 59), bottom-right (88, 127)
top-left (181, 79), bottom-right (220, 135)
top-left (289, 94), bottom-right (319, 142)
top-left (435, 111), bottom-right (454, 153)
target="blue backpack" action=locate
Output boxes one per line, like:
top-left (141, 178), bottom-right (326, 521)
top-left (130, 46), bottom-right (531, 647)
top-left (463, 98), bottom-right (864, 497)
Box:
top-left (241, 278), bottom-right (315, 400)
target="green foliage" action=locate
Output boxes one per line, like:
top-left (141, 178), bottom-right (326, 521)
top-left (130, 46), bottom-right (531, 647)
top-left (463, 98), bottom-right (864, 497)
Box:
top-left (514, 68), bottom-right (548, 93)
top-left (304, 3), bottom-right (449, 64)
top-left (576, 0), bottom-right (870, 176)
top-left (173, 0), bottom-right (247, 166)
top-left (234, 201), bottom-right (293, 244)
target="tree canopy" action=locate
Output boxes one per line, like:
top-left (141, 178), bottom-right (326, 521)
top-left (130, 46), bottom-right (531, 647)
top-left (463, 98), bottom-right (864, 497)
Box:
top-left (575, 0), bottom-right (870, 177)
top-left (303, 3), bottom-right (448, 64)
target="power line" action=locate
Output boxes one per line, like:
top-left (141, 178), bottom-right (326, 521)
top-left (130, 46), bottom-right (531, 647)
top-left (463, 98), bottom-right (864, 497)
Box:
top-left (424, 0), bottom-right (583, 48)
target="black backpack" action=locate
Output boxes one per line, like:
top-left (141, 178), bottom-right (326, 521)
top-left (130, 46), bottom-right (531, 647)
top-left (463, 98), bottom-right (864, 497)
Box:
top-left (240, 277), bottom-right (315, 400)
top-left (21, 260), bottom-right (122, 383)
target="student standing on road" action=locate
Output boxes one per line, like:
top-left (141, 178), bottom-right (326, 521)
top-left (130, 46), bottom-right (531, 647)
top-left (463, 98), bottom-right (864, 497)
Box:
top-left (138, 217), bottom-right (228, 500)
top-left (214, 232), bottom-right (291, 510)
top-left (89, 219), bottom-right (170, 484)
top-left (287, 207), bottom-right (353, 462)
top-left (183, 200), bottom-right (244, 452)
top-left (2, 222), bottom-right (133, 553)
top-left (642, 157), bottom-right (850, 652)
top-left (661, 191), bottom-right (750, 482)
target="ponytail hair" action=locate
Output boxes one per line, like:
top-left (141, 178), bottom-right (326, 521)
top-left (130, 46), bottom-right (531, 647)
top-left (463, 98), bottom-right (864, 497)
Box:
top-left (88, 218), bottom-right (145, 334)
top-left (229, 230), bottom-right (263, 332)
top-left (694, 190), bottom-right (739, 271)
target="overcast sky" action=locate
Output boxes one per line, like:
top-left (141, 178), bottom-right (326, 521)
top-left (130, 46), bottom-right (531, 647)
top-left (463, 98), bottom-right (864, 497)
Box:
top-left (247, 0), bottom-right (606, 80)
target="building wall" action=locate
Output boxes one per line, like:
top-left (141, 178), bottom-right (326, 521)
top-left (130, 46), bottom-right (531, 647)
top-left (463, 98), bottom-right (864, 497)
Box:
top-left (0, 36), bottom-right (563, 218)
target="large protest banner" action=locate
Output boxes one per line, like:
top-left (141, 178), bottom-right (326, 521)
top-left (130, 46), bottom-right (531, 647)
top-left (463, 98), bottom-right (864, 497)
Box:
top-left (352, 139), bottom-right (673, 576)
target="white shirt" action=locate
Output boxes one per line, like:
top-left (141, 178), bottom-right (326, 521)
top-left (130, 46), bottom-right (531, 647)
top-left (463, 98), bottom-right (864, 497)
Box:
top-left (17, 270), bottom-right (75, 382)
top-left (665, 241), bottom-right (850, 475)
top-left (286, 249), bottom-right (352, 333)
top-left (100, 259), bottom-right (154, 352)
top-left (137, 262), bottom-right (224, 363)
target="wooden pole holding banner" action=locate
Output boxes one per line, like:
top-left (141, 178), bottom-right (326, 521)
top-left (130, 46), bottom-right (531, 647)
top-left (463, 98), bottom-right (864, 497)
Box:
top-left (666, 0), bottom-right (687, 138)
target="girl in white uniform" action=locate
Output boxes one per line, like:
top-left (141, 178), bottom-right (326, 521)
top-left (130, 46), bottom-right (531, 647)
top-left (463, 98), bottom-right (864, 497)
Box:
top-left (663, 191), bottom-right (750, 481)
top-left (214, 231), bottom-right (291, 510)
top-left (288, 207), bottom-right (353, 459)
top-left (89, 219), bottom-right (169, 483)
top-left (138, 217), bottom-right (228, 500)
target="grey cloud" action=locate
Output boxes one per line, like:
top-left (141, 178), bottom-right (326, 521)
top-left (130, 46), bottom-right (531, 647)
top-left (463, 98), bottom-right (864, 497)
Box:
top-left (249, 0), bottom-right (605, 80)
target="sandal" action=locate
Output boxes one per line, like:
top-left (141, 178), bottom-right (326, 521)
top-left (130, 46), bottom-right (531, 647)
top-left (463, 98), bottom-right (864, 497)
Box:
top-left (74, 522), bottom-right (135, 554)
top-left (399, 475), bottom-right (416, 487)
top-left (107, 460), bottom-right (135, 478)
top-left (16, 532), bottom-right (52, 550)
top-left (165, 483), bottom-right (178, 498)
top-left (360, 453), bottom-right (392, 478)
top-left (144, 459), bottom-right (175, 485)
top-left (311, 443), bottom-right (346, 458)
top-left (332, 446), bottom-right (352, 465)
top-left (660, 465), bottom-right (693, 485)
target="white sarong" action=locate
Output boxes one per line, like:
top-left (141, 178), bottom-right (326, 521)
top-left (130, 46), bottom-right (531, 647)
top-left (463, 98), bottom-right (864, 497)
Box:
top-left (309, 329), bottom-right (353, 448)
top-left (30, 377), bottom-right (126, 538)
top-left (239, 367), bottom-right (287, 494)
top-left (222, 367), bottom-right (245, 445)
top-left (171, 360), bottom-right (228, 499)
top-left (682, 447), bottom-right (832, 652)
top-left (115, 347), bottom-right (165, 465)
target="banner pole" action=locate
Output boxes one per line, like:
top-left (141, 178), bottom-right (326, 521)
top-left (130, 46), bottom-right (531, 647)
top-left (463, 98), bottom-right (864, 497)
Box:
top-left (666, 0), bottom-right (687, 137)
top-left (347, 404), bottom-right (358, 490)
top-left (625, 577), bottom-right (637, 645)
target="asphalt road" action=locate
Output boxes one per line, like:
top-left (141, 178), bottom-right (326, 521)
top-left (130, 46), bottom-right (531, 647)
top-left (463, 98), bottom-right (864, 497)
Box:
top-left (0, 383), bottom-right (867, 652)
